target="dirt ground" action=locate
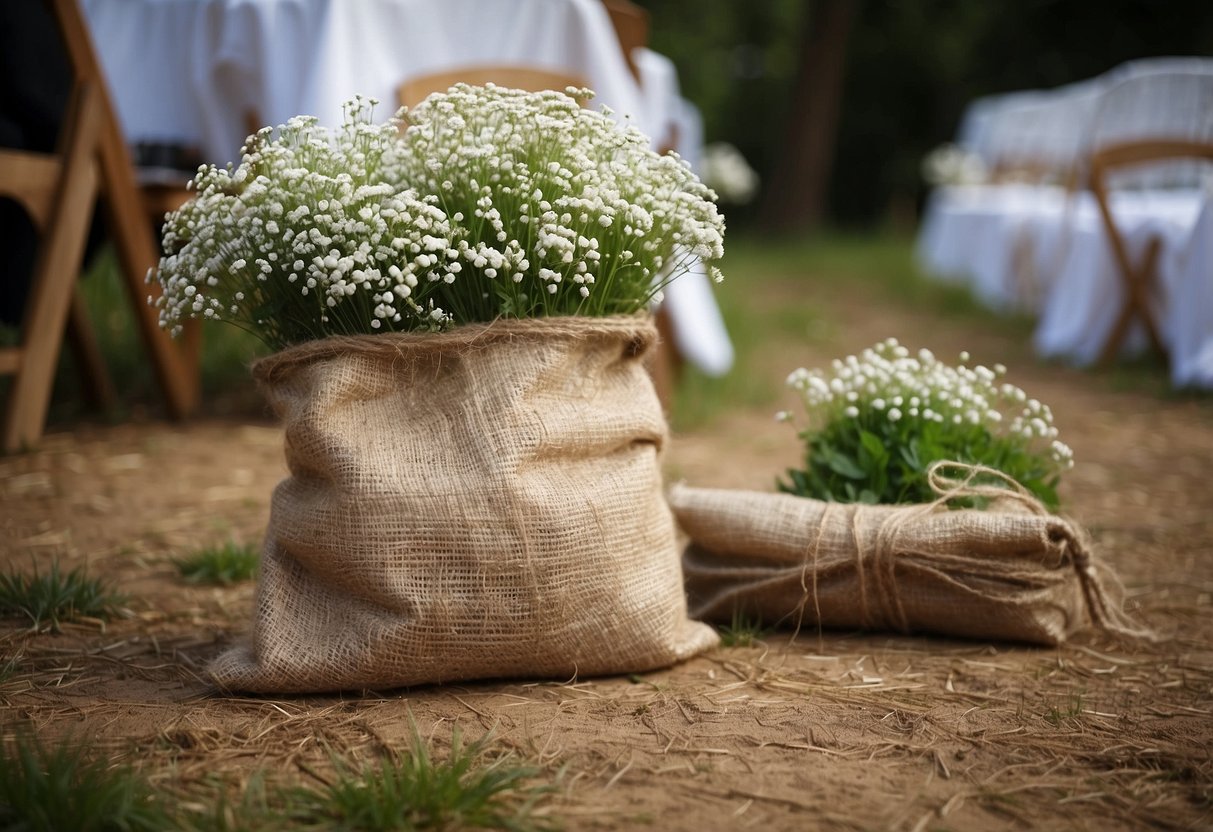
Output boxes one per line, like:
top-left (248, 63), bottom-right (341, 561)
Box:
top-left (2, 268), bottom-right (1211, 830)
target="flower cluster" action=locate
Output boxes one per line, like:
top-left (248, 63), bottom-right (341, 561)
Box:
top-left (153, 87), bottom-right (725, 349)
top-left (701, 142), bottom-right (759, 204)
top-left (921, 142), bottom-right (988, 187)
top-left (778, 338), bottom-right (1073, 508)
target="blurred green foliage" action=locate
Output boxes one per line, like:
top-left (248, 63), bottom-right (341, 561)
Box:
top-left (638, 0), bottom-right (1213, 227)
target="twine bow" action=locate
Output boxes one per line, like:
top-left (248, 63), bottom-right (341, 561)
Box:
top-left (794, 461), bottom-right (1156, 642)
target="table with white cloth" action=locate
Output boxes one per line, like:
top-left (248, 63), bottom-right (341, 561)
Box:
top-left (918, 183), bottom-right (1213, 389)
top-left (81, 0), bottom-right (733, 375)
top-left (83, 0), bottom-right (651, 165)
top-left (916, 183), bottom-right (1073, 314)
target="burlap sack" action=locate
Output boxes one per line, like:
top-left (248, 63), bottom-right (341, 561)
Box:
top-left (210, 316), bottom-right (718, 693)
top-left (672, 464), bottom-right (1150, 645)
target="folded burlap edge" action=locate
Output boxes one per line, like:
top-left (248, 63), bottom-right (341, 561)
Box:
top-left (668, 461), bottom-right (1160, 645)
top-left (252, 314), bottom-right (656, 384)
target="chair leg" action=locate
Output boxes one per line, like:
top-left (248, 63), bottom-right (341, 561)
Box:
top-left (647, 306), bottom-right (681, 415)
top-left (2, 89), bottom-right (102, 453)
top-left (66, 288), bottom-right (117, 411)
top-left (1098, 235), bottom-right (1164, 367)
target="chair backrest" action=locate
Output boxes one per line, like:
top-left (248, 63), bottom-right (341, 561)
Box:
top-left (1087, 68), bottom-right (1213, 191)
top-left (975, 81), bottom-right (1103, 187)
top-left (398, 66), bottom-right (588, 110)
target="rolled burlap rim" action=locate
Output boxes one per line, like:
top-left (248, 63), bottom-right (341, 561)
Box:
top-left (252, 314), bottom-right (655, 384)
top-left (790, 461), bottom-right (1157, 642)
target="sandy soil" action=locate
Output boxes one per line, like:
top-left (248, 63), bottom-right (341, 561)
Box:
top-left (2, 270), bottom-right (1211, 830)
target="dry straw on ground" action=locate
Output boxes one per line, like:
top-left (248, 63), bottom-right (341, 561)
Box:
top-left (2, 275), bottom-right (1211, 829)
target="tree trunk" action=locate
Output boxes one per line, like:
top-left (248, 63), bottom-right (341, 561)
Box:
top-left (759, 0), bottom-right (858, 232)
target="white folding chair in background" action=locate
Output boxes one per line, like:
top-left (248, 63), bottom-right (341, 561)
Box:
top-left (1084, 68), bottom-right (1213, 366)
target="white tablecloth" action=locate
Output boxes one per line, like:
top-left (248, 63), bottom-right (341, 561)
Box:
top-left (916, 183), bottom-right (1073, 313)
top-left (919, 183), bottom-right (1213, 387)
top-left (1167, 195), bottom-right (1213, 387)
top-left (83, 0), bottom-right (649, 165)
top-left (82, 0), bottom-right (734, 376)
top-left (1032, 189), bottom-right (1206, 367)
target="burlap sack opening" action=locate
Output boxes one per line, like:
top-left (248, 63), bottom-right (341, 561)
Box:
top-left (210, 316), bottom-right (718, 693)
top-left (672, 463), bottom-right (1151, 646)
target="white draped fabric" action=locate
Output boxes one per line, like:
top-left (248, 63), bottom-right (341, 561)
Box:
top-left (1032, 189), bottom-right (1208, 365)
top-left (1165, 196), bottom-right (1213, 388)
top-left (919, 59), bottom-right (1213, 389)
top-left (631, 48), bottom-right (733, 376)
top-left (82, 0), bottom-right (648, 165)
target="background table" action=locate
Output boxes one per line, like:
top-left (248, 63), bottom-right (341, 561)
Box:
top-left (83, 0), bottom-right (649, 166)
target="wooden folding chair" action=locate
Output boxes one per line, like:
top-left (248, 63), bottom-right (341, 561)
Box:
top-left (0, 84), bottom-right (107, 452)
top-left (1090, 140), bottom-right (1213, 366)
top-left (397, 66), bottom-right (588, 110)
top-left (46, 0), bottom-right (200, 416)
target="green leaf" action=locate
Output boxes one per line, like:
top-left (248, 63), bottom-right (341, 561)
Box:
top-left (823, 447), bottom-right (867, 480)
top-left (858, 429), bottom-right (888, 465)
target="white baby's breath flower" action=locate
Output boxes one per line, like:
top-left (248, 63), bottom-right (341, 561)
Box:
top-left (154, 86), bottom-right (725, 347)
top-left (780, 339), bottom-right (1074, 492)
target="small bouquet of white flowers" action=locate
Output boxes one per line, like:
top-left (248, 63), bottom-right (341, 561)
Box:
top-left (778, 338), bottom-right (1073, 509)
top-left (670, 343), bottom-right (1148, 646)
top-left (921, 142), bottom-right (987, 187)
top-left (183, 88), bottom-right (721, 693)
top-left (700, 142), bottom-right (759, 205)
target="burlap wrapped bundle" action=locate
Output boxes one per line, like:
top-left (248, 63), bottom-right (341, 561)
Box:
top-left (210, 316), bottom-right (717, 693)
top-left (672, 464), bottom-right (1150, 645)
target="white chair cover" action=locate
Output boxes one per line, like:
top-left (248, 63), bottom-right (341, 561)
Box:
top-left (1167, 192), bottom-right (1213, 388)
top-left (83, 0), bottom-right (648, 165)
top-left (921, 59), bottom-right (1213, 387)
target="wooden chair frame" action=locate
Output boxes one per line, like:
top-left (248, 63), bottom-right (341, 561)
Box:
top-left (398, 66), bottom-right (588, 110)
top-left (0, 84), bottom-right (106, 451)
top-left (602, 0), bottom-right (649, 82)
top-left (1089, 139), bottom-right (1213, 366)
top-left (48, 0), bottom-right (200, 415)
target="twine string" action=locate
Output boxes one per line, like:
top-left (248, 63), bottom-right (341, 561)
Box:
top-left (797, 460), bottom-right (1155, 642)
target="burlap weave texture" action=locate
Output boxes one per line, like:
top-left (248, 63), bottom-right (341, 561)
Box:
top-left (210, 316), bottom-right (717, 693)
top-left (672, 467), bottom-right (1147, 645)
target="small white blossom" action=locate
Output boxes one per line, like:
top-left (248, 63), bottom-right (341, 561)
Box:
top-left (153, 86), bottom-right (726, 347)
top-left (780, 339), bottom-right (1075, 478)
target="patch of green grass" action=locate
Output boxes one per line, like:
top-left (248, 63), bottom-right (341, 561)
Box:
top-left (0, 652), bottom-right (20, 683)
top-left (717, 609), bottom-right (770, 648)
top-left (672, 232), bottom-right (1044, 431)
top-left (175, 541), bottom-right (260, 586)
top-left (78, 248), bottom-right (266, 398)
top-left (286, 720), bottom-right (556, 831)
top-left (1044, 692), bottom-right (1085, 726)
top-left (175, 773), bottom-right (280, 832)
top-left (0, 559), bottom-right (126, 632)
top-left (0, 734), bottom-right (169, 832)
